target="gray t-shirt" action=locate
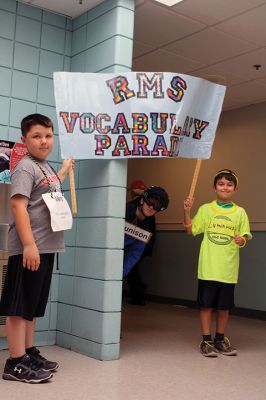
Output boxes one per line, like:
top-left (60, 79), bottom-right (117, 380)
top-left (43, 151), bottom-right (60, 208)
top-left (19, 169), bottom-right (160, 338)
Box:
top-left (8, 156), bottom-right (65, 256)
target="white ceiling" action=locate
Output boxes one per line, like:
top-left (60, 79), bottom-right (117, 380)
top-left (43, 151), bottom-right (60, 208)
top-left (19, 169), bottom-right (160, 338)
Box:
top-left (134, 0), bottom-right (266, 110)
top-left (19, 0), bottom-right (266, 110)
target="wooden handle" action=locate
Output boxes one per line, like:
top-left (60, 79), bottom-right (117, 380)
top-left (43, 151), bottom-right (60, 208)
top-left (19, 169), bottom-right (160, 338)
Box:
top-left (69, 167), bottom-right (77, 215)
top-left (188, 159), bottom-right (202, 199)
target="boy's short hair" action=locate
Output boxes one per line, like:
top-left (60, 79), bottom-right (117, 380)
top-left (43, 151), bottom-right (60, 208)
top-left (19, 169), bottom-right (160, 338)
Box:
top-left (21, 113), bottom-right (54, 136)
top-left (214, 169), bottom-right (238, 188)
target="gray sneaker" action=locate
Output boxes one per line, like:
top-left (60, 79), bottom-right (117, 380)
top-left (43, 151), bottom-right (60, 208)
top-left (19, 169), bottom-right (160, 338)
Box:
top-left (2, 354), bottom-right (53, 383)
top-left (199, 340), bottom-right (218, 357)
top-left (214, 337), bottom-right (237, 356)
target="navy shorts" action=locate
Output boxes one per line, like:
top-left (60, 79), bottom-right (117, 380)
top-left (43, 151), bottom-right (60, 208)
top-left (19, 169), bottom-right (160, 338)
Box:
top-left (0, 253), bottom-right (54, 321)
top-left (197, 279), bottom-right (235, 310)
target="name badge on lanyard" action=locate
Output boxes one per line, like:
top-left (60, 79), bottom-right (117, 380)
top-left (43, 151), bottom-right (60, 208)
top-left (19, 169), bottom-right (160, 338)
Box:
top-left (27, 153), bottom-right (73, 232)
top-left (42, 192), bottom-right (73, 232)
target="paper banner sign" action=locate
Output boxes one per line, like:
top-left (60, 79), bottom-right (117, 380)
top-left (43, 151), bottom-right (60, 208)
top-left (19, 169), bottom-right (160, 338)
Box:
top-left (54, 71), bottom-right (226, 160)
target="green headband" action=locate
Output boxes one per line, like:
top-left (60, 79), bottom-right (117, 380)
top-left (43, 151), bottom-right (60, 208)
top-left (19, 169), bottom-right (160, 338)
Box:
top-left (214, 169), bottom-right (239, 187)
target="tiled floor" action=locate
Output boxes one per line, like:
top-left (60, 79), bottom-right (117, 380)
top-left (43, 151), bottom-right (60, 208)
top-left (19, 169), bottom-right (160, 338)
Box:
top-left (0, 303), bottom-right (266, 400)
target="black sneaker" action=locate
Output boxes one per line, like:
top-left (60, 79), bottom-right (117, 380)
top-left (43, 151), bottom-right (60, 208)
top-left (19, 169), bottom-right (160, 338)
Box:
top-left (28, 347), bottom-right (59, 372)
top-left (2, 354), bottom-right (53, 383)
top-left (214, 337), bottom-right (237, 356)
top-left (199, 340), bottom-right (218, 357)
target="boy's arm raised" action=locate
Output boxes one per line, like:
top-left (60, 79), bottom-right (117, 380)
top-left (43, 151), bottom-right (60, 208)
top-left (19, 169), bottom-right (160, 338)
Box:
top-left (57, 159), bottom-right (74, 183)
top-left (10, 195), bottom-right (40, 271)
top-left (183, 197), bottom-right (194, 234)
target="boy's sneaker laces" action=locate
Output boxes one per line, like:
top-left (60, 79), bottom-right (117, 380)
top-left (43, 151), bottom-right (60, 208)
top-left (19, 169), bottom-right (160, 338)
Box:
top-left (214, 337), bottom-right (237, 356)
top-left (28, 347), bottom-right (59, 372)
top-left (199, 340), bottom-right (218, 357)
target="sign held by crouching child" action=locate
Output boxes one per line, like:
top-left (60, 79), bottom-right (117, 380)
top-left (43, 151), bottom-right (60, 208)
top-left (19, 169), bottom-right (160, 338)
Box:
top-left (125, 222), bottom-right (152, 244)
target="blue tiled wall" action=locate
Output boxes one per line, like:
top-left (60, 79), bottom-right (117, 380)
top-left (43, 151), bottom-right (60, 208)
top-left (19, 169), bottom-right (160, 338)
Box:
top-left (71, 0), bottom-right (134, 73)
top-left (0, 0), bottom-right (135, 359)
top-left (0, 0), bottom-right (72, 349)
top-left (56, 0), bottom-right (134, 360)
top-left (0, 0), bottom-right (71, 151)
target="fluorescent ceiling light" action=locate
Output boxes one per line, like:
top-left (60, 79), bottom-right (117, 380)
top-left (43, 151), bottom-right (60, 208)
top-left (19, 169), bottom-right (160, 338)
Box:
top-left (154, 0), bottom-right (184, 6)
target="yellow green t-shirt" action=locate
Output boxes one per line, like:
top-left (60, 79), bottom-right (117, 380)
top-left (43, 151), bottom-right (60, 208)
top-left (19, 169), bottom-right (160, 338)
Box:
top-left (192, 201), bottom-right (252, 283)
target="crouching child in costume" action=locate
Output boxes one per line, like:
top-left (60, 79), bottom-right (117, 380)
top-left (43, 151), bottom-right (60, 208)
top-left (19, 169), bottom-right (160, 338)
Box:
top-left (123, 186), bottom-right (169, 303)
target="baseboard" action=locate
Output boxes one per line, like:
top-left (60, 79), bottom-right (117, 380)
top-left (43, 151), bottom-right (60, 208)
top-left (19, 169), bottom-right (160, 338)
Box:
top-left (145, 294), bottom-right (266, 321)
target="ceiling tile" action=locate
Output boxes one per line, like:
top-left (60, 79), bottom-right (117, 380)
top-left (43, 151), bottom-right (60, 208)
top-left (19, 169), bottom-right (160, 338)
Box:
top-left (257, 76), bottom-right (266, 85)
top-left (222, 93), bottom-right (241, 110)
top-left (132, 49), bottom-right (204, 73)
top-left (226, 81), bottom-right (266, 104)
top-left (165, 28), bottom-right (256, 65)
top-left (134, 2), bottom-right (206, 47)
top-left (133, 40), bottom-right (155, 58)
top-left (215, 4), bottom-right (266, 46)
top-left (223, 96), bottom-right (266, 111)
top-left (212, 48), bottom-right (266, 80)
top-left (18, 0), bottom-right (266, 111)
top-left (190, 65), bottom-right (246, 86)
top-left (172, 0), bottom-right (266, 25)
top-left (135, 0), bottom-right (145, 6)
top-left (18, 0), bottom-right (104, 18)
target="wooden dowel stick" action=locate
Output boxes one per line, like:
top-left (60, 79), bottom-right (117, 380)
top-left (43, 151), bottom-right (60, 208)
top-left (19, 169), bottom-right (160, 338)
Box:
top-left (69, 167), bottom-right (77, 215)
top-left (188, 159), bottom-right (202, 199)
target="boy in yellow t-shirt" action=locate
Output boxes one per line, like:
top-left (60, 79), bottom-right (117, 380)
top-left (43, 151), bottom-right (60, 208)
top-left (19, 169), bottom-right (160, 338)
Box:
top-left (183, 169), bottom-right (252, 357)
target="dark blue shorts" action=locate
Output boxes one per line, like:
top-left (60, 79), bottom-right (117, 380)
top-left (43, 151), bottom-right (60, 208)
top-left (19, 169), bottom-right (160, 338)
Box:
top-left (0, 253), bottom-right (54, 321)
top-left (197, 279), bottom-right (235, 310)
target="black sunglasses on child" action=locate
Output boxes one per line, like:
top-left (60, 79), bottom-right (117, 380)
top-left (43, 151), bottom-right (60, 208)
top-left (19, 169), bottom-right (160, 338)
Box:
top-left (144, 197), bottom-right (162, 212)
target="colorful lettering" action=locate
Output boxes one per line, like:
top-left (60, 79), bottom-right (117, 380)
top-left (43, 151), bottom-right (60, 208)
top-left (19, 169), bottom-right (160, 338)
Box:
top-left (193, 119), bottom-right (209, 139)
top-left (132, 135), bottom-right (150, 156)
top-left (182, 116), bottom-right (194, 137)
top-left (94, 135), bottom-right (111, 155)
top-left (167, 76), bottom-right (187, 103)
top-left (112, 135), bottom-right (131, 156)
top-left (151, 135), bottom-right (169, 156)
top-left (59, 112), bottom-right (79, 133)
top-left (150, 113), bottom-right (168, 134)
top-left (96, 113), bottom-right (111, 134)
top-left (132, 113), bottom-right (148, 133)
top-left (80, 113), bottom-right (95, 133)
top-left (169, 114), bottom-right (182, 135)
top-left (106, 76), bottom-right (135, 104)
top-left (112, 113), bottom-right (130, 134)
top-left (169, 135), bottom-right (183, 157)
top-left (136, 73), bottom-right (164, 99)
